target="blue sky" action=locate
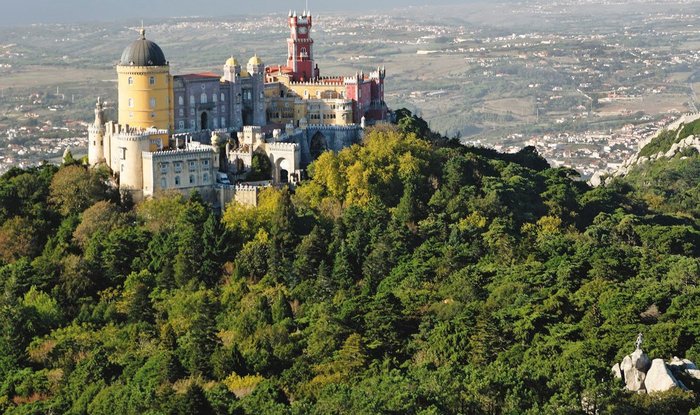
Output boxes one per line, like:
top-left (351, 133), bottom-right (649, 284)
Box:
top-left (1, 0), bottom-right (476, 26)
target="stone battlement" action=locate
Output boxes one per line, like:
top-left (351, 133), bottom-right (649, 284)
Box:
top-left (235, 184), bottom-right (263, 191)
top-left (306, 124), bottom-right (360, 131)
top-left (289, 79), bottom-right (345, 86)
top-left (267, 142), bottom-right (299, 151)
top-left (147, 148), bottom-right (213, 159)
top-left (114, 132), bottom-right (153, 142)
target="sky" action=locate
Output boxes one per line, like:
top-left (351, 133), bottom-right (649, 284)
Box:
top-left (0, 0), bottom-right (476, 26)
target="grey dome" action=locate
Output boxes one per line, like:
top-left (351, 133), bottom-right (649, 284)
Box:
top-left (119, 29), bottom-right (167, 67)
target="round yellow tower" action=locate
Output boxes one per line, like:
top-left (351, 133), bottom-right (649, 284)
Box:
top-left (117, 28), bottom-right (174, 136)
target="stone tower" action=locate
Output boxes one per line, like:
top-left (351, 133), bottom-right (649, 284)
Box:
top-left (88, 97), bottom-right (106, 165)
top-left (247, 55), bottom-right (267, 126)
top-left (116, 28), bottom-right (174, 148)
top-left (287, 10), bottom-right (318, 81)
top-left (223, 57), bottom-right (244, 130)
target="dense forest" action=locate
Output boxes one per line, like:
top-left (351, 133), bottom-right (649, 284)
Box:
top-left (0, 110), bottom-right (699, 414)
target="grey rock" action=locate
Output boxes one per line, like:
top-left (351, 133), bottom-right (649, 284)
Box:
top-left (611, 363), bottom-right (623, 379)
top-left (621, 355), bottom-right (632, 373)
top-left (631, 349), bottom-right (652, 373)
top-left (645, 359), bottom-right (681, 393)
top-left (624, 367), bottom-right (646, 392)
top-left (622, 355), bottom-right (646, 392)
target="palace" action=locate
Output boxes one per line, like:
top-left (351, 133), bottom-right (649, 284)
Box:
top-left (88, 10), bottom-right (390, 206)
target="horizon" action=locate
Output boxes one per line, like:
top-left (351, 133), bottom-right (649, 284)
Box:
top-left (0, 0), bottom-right (478, 26)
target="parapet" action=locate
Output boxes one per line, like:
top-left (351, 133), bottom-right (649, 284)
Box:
top-left (306, 123), bottom-right (360, 131)
top-left (146, 147), bottom-right (214, 160)
top-left (267, 142), bottom-right (299, 151)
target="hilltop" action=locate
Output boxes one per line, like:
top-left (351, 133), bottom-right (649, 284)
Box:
top-left (0, 111), bottom-right (698, 414)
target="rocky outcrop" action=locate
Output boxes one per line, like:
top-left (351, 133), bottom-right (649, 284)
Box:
top-left (591, 112), bottom-right (700, 186)
top-left (611, 334), bottom-right (693, 394)
top-left (645, 359), bottom-right (683, 393)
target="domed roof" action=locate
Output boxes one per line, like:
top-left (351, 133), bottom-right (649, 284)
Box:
top-left (119, 28), bottom-right (167, 67)
top-left (225, 56), bottom-right (239, 67)
top-left (248, 55), bottom-right (263, 66)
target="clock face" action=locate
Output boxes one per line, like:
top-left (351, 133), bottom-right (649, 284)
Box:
top-left (298, 26), bottom-right (308, 35)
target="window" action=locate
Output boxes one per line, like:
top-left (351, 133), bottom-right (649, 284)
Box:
top-left (128, 77), bottom-right (133, 85)
top-left (178, 120), bottom-right (184, 130)
top-left (160, 163), bottom-right (168, 173)
top-left (190, 120), bottom-right (195, 129)
top-left (202, 159), bottom-right (209, 167)
top-left (160, 178), bottom-right (167, 188)
top-left (119, 147), bottom-right (126, 160)
top-left (178, 96), bottom-right (184, 106)
top-left (200, 93), bottom-right (207, 104)
top-left (212, 94), bottom-right (217, 103)
top-left (150, 98), bottom-right (156, 108)
top-left (128, 98), bottom-right (134, 108)
top-left (189, 175), bottom-right (195, 184)
top-left (151, 112), bottom-right (156, 118)
top-left (190, 108), bottom-right (195, 116)
top-left (175, 176), bottom-right (180, 186)
top-left (221, 93), bottom-right (225, 101)
top-left (221, 117), bottom-right (225, 128)
top-left (179, 108), bottom-right (184, 116)
top-left (174, 162), bottom-right (182, 173)
top-left (213, 118), bottom-right (218, 128)
top-left (149, 76), bottom-right (155, 85)
top-left (190, 95), bottom-right (195, 106)
top-left (221, 104), bottom-right (225, 112)
top-left (129, 112), bottom-right (133, 118)
top-left (189, 160), bottom-right (196, 169)
top-left (203, 173), bottom-right (209, 183)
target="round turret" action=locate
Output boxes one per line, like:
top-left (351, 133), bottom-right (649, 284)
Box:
top-left (119, 28), bottom-right (167, 67)
top-left (248, 55), bottom-right (263, 66)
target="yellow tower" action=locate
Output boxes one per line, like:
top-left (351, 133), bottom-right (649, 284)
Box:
top-left (116, 28), bottom-right (174, 144)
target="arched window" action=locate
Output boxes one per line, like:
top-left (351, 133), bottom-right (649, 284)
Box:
top-left (178, 96), bottom-right (184, 105)
top-left (301, 47), bottom-right (307, 57)
top-left (175, 176), bottom-right (181, 186)
top-left (190, 95), bottom-right (195, 106)
top-left (203, 173), bottom-right (209, 183)
top-left (200, 93), bottom-right (208, 104)
top-left (128, 77), bottom-right (133, 85)
top-left (221, 117), bottom-right (225, 128)
top-left (150, 98), bottom-right (156, 108)
top-left (221, 93), bottom-right (225, 101)
top-left (149, 76), bottom-right (155, 85)
top-left (128, 98), bottom-right (134, 108)
top-left (212, 94), bottom-right (217, 103)
top-left (189, 174), bottom-right (195, 184)
top-left (178, 120), bottom-right (184, 130)
top-left (160, 177), bottom-right (167, 188)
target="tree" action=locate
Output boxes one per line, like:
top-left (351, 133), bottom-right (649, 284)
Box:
top-left (49, 165), bottom-right (111, 216)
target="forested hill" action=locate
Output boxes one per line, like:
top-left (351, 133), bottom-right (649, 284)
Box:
top-left (1, 111), bottom-right (699, 414)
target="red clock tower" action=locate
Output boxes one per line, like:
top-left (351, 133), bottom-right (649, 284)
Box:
top-left (287, 11), bottom-right (318, 82)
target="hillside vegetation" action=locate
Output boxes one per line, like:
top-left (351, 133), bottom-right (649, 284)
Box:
top-left (0, 111), bottom-right (699, 414)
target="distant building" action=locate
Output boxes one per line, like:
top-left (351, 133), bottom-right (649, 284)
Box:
top-left (88, 11), bottom-right (390, 206)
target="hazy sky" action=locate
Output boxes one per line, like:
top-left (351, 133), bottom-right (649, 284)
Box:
top-left (0, 0), bottom-right (474, 26)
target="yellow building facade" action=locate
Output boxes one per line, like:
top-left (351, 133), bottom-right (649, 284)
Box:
top-left (116, 28), bottom-right (173, 150)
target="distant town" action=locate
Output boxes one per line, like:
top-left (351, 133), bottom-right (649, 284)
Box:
top-left (2, 0), bottom-right (700, 178)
